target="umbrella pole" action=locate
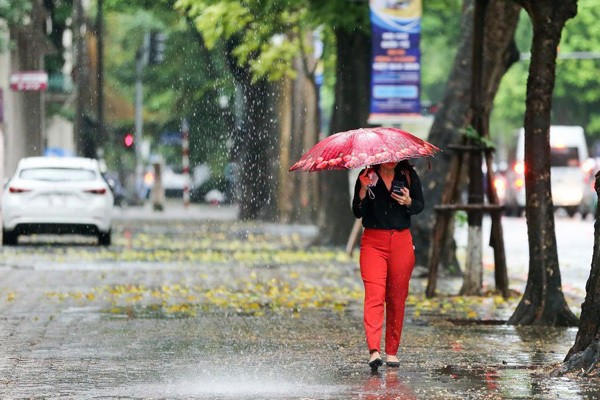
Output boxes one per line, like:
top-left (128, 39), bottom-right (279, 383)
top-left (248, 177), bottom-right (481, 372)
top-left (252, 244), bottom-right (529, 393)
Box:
top-left (485, 152), bottom-right (509, 298)
top-left (346, 218), bottom-right (363, 256)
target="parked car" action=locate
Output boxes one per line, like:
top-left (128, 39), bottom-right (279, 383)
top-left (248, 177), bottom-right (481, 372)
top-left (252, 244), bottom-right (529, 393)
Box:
top-left (504, 126), bottom-right (595, 218)
top-left (162, 166), bottom-right (189, 198)
top-left (1, 157), bottom-right (113, 246)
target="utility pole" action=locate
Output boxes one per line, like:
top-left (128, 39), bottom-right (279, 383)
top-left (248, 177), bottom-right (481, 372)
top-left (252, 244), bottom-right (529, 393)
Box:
top-left (96, 0), bottom-right (104, 151)
top-left (134, 34), bottom-right (149, 201)
top-left (73, 0), bottom-right (86, 156)
top-left (133, 32), bottom-right (166, 202)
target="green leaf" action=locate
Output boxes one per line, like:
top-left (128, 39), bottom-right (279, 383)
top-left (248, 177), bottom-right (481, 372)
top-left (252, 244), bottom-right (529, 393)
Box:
top-left (461, 126), bottom-right (496, 150)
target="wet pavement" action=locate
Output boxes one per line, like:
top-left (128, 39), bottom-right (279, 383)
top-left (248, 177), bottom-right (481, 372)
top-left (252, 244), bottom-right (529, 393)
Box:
top-left (1, 202), bottom-right (599, 399)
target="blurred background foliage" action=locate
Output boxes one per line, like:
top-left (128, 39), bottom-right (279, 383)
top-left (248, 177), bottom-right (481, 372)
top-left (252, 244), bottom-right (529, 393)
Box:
top-left (8, 0), bottom-right (599, 174)
top-left (492, 0), bottom-right (600, 159)
top-left (101, 2), bottom-right (235, 176)
top-left (0, 0), bottom-right (32, 50)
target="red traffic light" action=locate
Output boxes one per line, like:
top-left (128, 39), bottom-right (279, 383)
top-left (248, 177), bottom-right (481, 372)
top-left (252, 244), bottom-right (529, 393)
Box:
top-left (124, 133), bottom-right (134, 148)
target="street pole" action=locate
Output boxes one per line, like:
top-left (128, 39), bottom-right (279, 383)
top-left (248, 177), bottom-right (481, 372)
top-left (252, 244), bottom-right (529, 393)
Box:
top-left (135, 53), bottom-right (143, 199)
top-left (74, 0), bottom-right (86, 156)
top-left (182, 118), bottom-right (190, 208)
top-left (96, 0), bottom-right (104, 151)
top-left (134, 34), bottom-right (149, 202)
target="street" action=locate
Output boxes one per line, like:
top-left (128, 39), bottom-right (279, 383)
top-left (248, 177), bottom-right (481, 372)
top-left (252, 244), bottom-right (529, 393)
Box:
top-left (4, 1), bottom-right (600, 398)
top-left (0, 205), bottom-right (599, 399)
top-left (457, 213), bottom-right (595, 303)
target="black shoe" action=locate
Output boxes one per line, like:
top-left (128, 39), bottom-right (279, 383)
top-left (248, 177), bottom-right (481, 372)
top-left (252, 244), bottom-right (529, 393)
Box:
top-left (386, 361), bottom-right (400, 367)
top-left (368, 358), bottom-right (383, 372)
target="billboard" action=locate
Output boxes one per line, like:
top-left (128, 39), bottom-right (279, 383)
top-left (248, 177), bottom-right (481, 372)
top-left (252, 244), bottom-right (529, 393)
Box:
top-left (369, 0), bottom-right (421, 122)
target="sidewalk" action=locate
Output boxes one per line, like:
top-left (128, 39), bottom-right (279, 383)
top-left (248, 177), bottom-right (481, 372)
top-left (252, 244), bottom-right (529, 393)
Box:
top-left (112, 200), bottom-right (239, 222)
top-left (0, 211), bottom-right (597, 399)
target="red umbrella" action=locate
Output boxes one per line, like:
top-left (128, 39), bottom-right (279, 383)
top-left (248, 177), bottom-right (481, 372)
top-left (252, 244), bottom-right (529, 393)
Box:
top-left (289, 127), bottom-right (440, 172)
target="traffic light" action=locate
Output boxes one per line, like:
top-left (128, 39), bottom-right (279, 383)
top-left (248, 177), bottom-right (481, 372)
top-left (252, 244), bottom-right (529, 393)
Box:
top-left (148, 31), bottom-right (166, 65)
top-left (124, 133), bottom-right (134, 149)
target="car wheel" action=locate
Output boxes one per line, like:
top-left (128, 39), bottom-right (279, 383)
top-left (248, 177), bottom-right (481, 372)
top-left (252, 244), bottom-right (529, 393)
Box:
top-left (98, 230), bottom-right (111, 246)
top-left (580, 201), bottom-right (594, 220)
top-left (2, 229), bottom-right (18, 246)
top-left (566, 207), bottom-right (578, 218)
top-left (580, 205), bottom-right (589, 220)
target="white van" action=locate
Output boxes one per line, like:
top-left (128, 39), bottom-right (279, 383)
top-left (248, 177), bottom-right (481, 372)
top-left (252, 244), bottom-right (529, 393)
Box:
top-left (504, 125), bottom-right (595, 217)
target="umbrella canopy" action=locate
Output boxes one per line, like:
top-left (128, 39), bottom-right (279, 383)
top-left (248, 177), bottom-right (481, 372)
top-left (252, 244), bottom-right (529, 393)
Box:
top-left (289, 127), bottom-right (440, 172)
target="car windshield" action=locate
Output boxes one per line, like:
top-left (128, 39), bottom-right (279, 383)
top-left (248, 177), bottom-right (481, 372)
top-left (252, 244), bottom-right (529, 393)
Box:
top-left (20, 167), bottom-right (97, 182)
top-left (551, 147), bottom-right (580, 167)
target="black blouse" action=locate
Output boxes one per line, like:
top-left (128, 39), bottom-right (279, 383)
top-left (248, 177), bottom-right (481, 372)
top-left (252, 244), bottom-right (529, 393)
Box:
top-left (352, 166), bottom-right (424, 230)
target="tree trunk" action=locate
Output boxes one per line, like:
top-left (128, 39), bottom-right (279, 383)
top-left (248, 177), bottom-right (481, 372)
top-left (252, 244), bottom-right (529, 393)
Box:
top-left (460, 0), bottom-right (488, 295)
top-left (556, 171), bottom-right (600, 375)
top-left (461, 225), bottom-right (483, 295)
top-left (73, 0), bottom-right (94, 158)
top-left (235, 79), bottom-right (279, 221)
top-left (278, 78), bottom-right (294, 222)
top-left (286, 52), bottom-right (319, 224)
top-left (317, 21), bottom-right (371, 246)
top-left (225, 37), bottom-right (279, 221)
top-left (302, 78), bottom-right (320, 222)
top-left (507, 0), bottom-right (578, 326)
top-left (412, 0), bottom-right (521, 269)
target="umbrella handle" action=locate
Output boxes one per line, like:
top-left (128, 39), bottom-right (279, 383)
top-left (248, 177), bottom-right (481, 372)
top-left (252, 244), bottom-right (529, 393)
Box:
top-left (366, 168), bottom-right (377, 200)
top-left (367, 187), bottom-right (375, 200)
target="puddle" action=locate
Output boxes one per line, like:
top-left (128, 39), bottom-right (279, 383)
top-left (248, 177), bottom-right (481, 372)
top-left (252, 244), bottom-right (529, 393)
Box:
top-left (89, 372), bottom-right (344, 399)
top-left (435, 363), bottom-right (599, 399)
top-left (447, 319), bottom-right (508, 326)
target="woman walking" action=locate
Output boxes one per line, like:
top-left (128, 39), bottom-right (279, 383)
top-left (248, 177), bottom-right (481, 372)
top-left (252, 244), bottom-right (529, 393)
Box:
top-left (352, 160), bottom-right (424, 371)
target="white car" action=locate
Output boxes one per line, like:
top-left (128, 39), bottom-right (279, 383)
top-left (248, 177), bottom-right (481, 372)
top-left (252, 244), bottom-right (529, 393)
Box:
top-left (1, 157), bottom-right (113, 246)
top-left (504, 126), bottom-right (595, 218)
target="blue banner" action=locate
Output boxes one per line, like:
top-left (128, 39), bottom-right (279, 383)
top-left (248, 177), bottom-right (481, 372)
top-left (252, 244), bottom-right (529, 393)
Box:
top-left (369, 0), bottom-right (422, 121)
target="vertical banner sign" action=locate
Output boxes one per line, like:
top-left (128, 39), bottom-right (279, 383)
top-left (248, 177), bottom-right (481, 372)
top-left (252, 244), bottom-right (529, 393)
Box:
top-left (369, 0), bottom-right (422, 121)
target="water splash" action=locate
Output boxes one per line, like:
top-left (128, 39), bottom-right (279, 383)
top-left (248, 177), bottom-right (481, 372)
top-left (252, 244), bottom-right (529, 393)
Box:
top-left (90, 370), bottom-right (343, 399)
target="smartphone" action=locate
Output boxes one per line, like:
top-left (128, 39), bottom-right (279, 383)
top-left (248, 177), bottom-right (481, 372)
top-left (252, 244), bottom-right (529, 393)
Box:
top-left (391, 180), bottom-right (405, 195)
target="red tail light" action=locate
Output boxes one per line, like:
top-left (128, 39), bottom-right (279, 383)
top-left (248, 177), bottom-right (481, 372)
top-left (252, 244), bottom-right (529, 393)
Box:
top-left (9, 186), bottom-right (31, 193)
top-left (84, 188), bottom-right (107, 195)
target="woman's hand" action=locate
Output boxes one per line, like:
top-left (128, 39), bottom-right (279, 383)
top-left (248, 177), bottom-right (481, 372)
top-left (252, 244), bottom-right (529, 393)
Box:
top-left (359, 168), bottom-right (373, 188)
top-left (358, 169), bottom-right (374, 201)
top-left (391, 187), bottom-right (412, 206)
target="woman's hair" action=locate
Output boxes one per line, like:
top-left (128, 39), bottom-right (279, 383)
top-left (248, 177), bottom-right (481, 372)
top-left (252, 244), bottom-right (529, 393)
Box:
top-left (373, 160), bottom-right (412, 171)
top-left (397, 160), bottom-right (413, 170)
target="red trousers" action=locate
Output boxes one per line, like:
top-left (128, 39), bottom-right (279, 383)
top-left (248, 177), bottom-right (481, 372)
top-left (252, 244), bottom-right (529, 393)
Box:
top-left (360, 228), bottom-right (415, 355)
